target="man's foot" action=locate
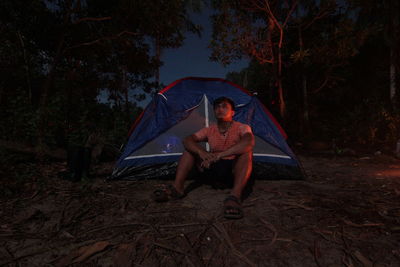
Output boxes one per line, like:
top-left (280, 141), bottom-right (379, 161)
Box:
top-left (223, 195), bottom-right (243, 219)
top-left (152, 184), bottom-right (185, 202)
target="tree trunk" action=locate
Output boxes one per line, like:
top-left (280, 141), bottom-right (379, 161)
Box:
top-left (298, 26), bottom-right (309, 138)
top-left (17, 31), bottom-right (32, 104)
top-left (390, 48), bottom-right (396, 102)
top-left (37, 35), bottom-right (65, 150)
top-left (0, 84), bottom-right (3, 106)
top-left (155, 33), bottom-right (161, 88)
top-left (37, 0), bottom-right (73, 151)
top-left (277, 43), bottom-right (286, 120)
top-left (302, 73), bottom-right (309, 137)
top-left (121, 64), bottom-right (130, 123)
top-left (389, 0), bottom-right (399, 105)
top-left (277, 76), bottom-right (286, 120)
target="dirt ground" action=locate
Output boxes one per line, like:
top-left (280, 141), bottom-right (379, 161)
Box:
top-left (1, 154), bottom-right (400, 267)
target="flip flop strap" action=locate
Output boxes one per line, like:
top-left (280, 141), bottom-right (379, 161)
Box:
top-left (224, 195), bottom-right (241, 204)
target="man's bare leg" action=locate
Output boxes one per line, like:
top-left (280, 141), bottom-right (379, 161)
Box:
top-left (173, 150), bottom-right (196, 194)
top-left (222, 151), bottom-right (252, 218)
top-left (231, 151), bottom-right (253, 199)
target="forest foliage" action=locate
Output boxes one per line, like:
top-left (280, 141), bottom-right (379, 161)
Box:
top-left (0, 0), bottom-right (201, 152)
top-left (0, 0), bottom-right (399, 156)
top-left (212, 0), bottom-right (400, 150)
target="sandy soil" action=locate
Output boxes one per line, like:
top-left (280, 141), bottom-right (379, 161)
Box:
top-left (1, 155), bottom-right (400, 266)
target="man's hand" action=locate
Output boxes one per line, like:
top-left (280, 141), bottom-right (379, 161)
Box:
top-left (199, 152), bottom-right (224, 169)
top-left (198, 150), bottom-right (216, 163)
top-left (200, 159), bottom-right (212, 169)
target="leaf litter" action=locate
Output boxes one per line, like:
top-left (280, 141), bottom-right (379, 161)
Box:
top-left (0, 155), bottom-right (400, 266)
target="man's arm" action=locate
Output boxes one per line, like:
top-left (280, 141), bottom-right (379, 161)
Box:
top-left (215, 132), bottom-right (254, 160)
top-left (183, 134), bottom-right (216, 162)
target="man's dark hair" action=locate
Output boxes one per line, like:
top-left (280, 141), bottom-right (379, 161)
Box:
top-left (213, 97), bottom-right (235, 111)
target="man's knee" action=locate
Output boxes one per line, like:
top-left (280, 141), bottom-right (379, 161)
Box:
top-left (181, 150), bottom-right (196, 159)
top-left (237, 151), bottom-right (253, 163)
top-left (177, 150), bottom-right (195, 167)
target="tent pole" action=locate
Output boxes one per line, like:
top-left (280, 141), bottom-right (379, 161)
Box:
top-left (204, 94), bottom-right (210, 152)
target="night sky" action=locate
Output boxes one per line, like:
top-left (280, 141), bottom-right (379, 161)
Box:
top-left (159, 7), bottom-right (249, 86)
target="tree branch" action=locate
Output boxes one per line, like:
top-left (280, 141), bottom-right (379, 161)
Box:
top-left (303, 9), bottom-right (332, 30)
top-left (72, 16), bottom-right (112, 24)
top-left (310, 75), bottom-right (329, 94)
top-left (282, 0), bottom-right (298, 28)
top-left (66, 31), bottom-right (140, 50)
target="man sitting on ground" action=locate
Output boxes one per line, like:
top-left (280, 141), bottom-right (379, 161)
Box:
top-left (153, 97), bottom-right (254, 219)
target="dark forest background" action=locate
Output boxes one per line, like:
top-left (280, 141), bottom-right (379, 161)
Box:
top-left (1, 0), bottom-right (399, 161)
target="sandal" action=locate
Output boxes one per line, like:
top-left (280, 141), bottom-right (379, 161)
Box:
top-left (152, 184), bottom-right (185, 202)
top-left (223, 195), bottom-right (243, 219)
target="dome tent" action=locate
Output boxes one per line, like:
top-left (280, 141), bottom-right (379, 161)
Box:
top-left (110, 77), bottom-right (303, 181)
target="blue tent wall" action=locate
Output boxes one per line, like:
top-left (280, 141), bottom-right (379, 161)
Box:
top-left (111, 77), bottom-right (303, 180)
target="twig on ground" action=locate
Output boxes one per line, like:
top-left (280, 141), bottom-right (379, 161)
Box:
top-left (340, 225), bottom-right (351, 250)
top-left (353, 250), bottom-right (373, 267)
top-left (274, 200), bottom-right (314, 211)
top-left (0, 248), bottom-right (51, 266)
top-left (212, 222), bottom-right (256, 267)
top-left (342, 253), bottom-right (354, 267)
top-left (181, 233), bottom-right (204, 267)
top-left (185, 255), bottom-right (197, 267)
top-left (56, 196), bottom-right (73, 232)
top-left (146, 209), bottom-right (187, 214)
top-left (259, 218), bottom-right (278, 248)
top-left (153, 242), bottom-right (186, 255)
top-left (139, 240), bottom-right (154, 264)
top-left (85, 223), bottom-right (151, 235)
top-left (239, 237), bottom-right (293, 244)
top-left (312, 239), bottom-right (322, 267)
top-left (158, 223), bottom-right (209, 229)
top-left (342, 219), bottom-right (384, 228)
top-left (0, 232), bottom-right (43, 240)
top-left (205, 238), bottom-right (223, 265)
top-left (313, 229), bottom-right (341, 245)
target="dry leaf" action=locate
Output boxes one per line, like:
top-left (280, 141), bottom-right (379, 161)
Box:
top-left (73, 241), bottom-right (110, 263)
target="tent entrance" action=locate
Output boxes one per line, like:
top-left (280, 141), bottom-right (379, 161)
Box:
top-left (124, 94), bottom-right (292, 162)
top-left (125, 95), bottom-right (212, 160)
top-left (111, 77), bottom-right (303, 181)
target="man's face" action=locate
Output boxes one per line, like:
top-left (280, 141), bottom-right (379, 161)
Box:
top-left (214, 101), bottom-right (235, 121)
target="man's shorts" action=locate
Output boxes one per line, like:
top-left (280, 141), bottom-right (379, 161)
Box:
top-left (195, 159), bottom-right (235, 188)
